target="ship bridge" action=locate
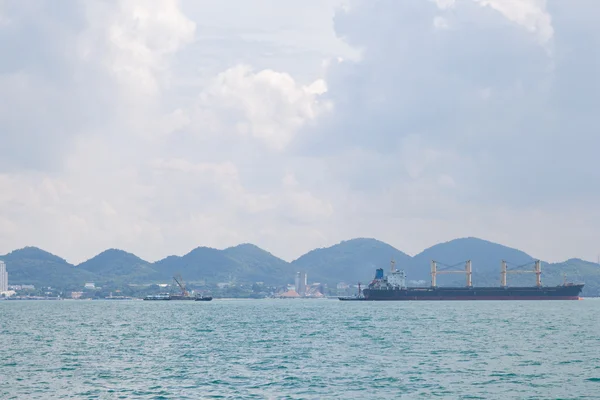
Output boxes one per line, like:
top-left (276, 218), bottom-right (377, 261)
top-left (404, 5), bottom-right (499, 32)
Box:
top-left (387, 259), bottom-right (406, 288)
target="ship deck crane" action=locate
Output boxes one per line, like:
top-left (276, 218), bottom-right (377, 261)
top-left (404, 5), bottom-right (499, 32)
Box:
top-left (173, 274), bottom-right (189, 296)
top-left (430, 260), bottom-right (472, 287)
top-left (501, 260), bottom-right (542, 287)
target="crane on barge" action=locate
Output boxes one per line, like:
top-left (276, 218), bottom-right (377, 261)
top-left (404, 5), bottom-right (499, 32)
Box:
top-left (173, 274), bottom-right (189, 296)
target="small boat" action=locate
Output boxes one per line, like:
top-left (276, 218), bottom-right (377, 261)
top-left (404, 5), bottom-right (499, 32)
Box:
top-left (194, 296), bottom-right (213, 302)
top-left (338, 282), bottom-right (366, 301)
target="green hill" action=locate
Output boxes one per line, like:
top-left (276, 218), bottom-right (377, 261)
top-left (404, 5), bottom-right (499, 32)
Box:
top-left (153, 244), bottom-right (291, 284)
top-left (291, 238), bottom-right (412, 285)
top-left (1, 247), bottom-right (95, 289)
top-left (222, 243), bottom-right (293, 283)
top-left (154, 246), bottom-right (240, 283)
top-left (76, 249), bottom-right (158, 283)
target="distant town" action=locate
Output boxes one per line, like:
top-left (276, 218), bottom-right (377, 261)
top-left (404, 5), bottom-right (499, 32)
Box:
top-left (0, 259), bottom-right (361, 300)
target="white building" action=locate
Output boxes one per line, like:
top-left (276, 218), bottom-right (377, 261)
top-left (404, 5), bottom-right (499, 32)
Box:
top-left (295, 271), bottom-right (307, 296)
top-left (0, 260), bottom-right (8, 292)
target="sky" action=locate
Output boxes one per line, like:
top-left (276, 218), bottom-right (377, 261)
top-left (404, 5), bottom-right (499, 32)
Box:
top-left (0, 0), bottom-right (599, 264)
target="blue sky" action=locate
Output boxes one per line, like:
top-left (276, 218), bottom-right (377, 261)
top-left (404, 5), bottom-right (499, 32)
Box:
top-left (0, 0), bottom-right (598, 263)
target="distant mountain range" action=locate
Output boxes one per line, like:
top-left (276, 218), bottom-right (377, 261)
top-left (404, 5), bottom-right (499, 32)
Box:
top-left (2, 237), bottom-right (600, 295)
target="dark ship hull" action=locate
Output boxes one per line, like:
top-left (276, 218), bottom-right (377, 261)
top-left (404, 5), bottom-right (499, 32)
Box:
top-left (168, 295), bottom-right (196, 300)
top-left (362, 285), bottom-right (584, 301)
top-left (194, 296), bottom-right (213, 301)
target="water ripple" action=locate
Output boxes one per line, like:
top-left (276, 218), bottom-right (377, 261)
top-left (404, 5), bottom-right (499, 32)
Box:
top-left (1, 299), bottom-right (599, 398)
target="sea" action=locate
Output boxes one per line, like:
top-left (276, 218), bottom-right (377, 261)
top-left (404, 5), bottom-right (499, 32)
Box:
top-left (1, 298), bottom-right (599, 399)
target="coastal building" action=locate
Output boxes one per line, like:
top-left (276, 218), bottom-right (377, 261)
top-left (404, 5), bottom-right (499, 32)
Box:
top-left (305, 283), bottom-right (325, 298)
top-left (295, 271), bottom-right (307, 296)
top-left (0, 260), bottom-right (8, 292)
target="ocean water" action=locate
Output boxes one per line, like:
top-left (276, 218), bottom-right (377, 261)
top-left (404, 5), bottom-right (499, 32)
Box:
top-left (1, 299), bottom-right (599, 399)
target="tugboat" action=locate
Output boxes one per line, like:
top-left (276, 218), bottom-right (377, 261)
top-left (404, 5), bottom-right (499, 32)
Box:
top-left (194, 295), bottom-right (213, 302)
top-left (338, 283), bottom-right (366, 301)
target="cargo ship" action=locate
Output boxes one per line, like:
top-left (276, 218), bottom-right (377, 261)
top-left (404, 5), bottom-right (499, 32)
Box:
top-left (340, 259), bottom-right (584, 301)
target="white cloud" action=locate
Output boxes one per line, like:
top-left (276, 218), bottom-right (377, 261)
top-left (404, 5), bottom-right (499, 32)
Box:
top-left (434, 0), bottom-right (457, 10)
top-left (475, 0), bottom-right (553, 44)
top-left (196, 65), bottom-right (332, 150)
top-left (0, 0), bottom-right (599, 267)
top-left (78, 0), bottom-right (196, 94)
top-left (292, 0), bottom-right (600, 262)
top-left (433, 16), bottom-right (451, 30)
